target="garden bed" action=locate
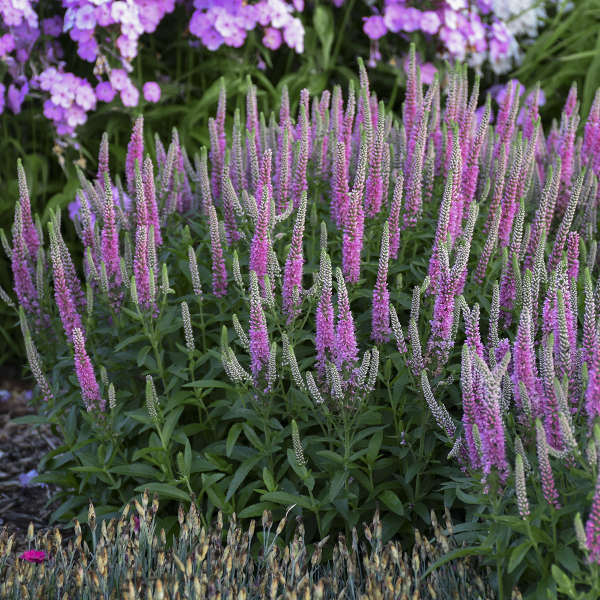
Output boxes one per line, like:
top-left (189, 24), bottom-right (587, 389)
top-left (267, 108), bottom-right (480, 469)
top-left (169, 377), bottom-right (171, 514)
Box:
top-left (0, 373), bottom-right (74, 555)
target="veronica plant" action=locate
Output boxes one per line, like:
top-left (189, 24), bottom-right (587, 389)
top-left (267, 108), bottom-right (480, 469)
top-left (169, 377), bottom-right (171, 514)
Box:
top-left (6, 51), bottom-right (600, 598)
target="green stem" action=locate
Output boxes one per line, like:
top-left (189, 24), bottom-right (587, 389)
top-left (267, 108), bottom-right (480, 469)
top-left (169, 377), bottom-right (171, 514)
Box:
top-left (197, 297), bottom-right (207, 353)
top-left (331, 0), bottom-right (356, 71)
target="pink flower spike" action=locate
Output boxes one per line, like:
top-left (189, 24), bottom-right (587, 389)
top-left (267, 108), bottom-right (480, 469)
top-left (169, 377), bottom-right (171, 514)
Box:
top-left (73, 327), bottom-right (104, 413)
top-left (334, 267), bottom-right (358, 372)
top-left (282, 192), bottom-right (307, 320)
top-left (208, 205), bottom-right (228, 297)
top-left (249, 270), bottom-right (270, 390)
top-left (371, 222), bottom-right (391, 344)
top-left (126, 116), bottom-right (144, 196)
top-left (19, 550), bottom-right (47, 563)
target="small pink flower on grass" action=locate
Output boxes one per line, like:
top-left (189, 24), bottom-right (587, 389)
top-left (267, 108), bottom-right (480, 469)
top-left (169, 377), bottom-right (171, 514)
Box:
top-left (143, 81), bottom-right (161, 103)
top-left (20, 550), bottom-right (47, 563)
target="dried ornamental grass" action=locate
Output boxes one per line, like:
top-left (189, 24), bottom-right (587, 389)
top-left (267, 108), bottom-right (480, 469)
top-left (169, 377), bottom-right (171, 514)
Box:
top-left (0, 490), bottom-right (500, 600)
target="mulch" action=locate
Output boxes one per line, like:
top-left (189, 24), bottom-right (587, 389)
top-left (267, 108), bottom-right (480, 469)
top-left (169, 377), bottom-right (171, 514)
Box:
top-left (0, 367), bottom-right (75, 556)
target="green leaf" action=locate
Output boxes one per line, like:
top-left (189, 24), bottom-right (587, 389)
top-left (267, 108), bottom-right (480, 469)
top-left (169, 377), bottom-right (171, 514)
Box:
top-left (421, 546), bottom-right (493, 580)
top-left (366, 430), bottom-right (383, 463)
top-left (69, 466), bottom-right (106, 474)
top-left (261, 491), bottom-right (314, 510)
top-left (508, 542), bottom-right (532, 573)
top-left (182, 379), bottom-right (235, 390)
top-left (551, 565), bottom-right (576, 598)
top-left (184, 438), bottom-right (192, 477)
top-left (136, 345), bottom-right (152, 367)
top-left (162, 406), bottom-right (184, 447)
top-left (225, 454), bottom-right (263, 502)
top-left (328, 470), bottom-right (347, 503)
top-left (110, 463), bottom-right (163, 479)
top-left (133, 482), bottom-right (191, 503)
top-left (556, 546), bottom-right (579, 575)
top-left (379, 490), bottom-right (404, 516)
top-left (263, 467), bottom-right (277, 492)
top-left (226, 423), bottom-right (243, 458)
top-left (313, 5), bottom-right (334, 68)
top-left (238, 502), bottom-right (277, 519)
top-left (200, 471), bottom-right (225, 485)
top-left (316, 450), bottom-right (344, 465)
top-left (242, 423), bottom-right (264, 451)
top-left (10, 415), bottom-right (48, 425)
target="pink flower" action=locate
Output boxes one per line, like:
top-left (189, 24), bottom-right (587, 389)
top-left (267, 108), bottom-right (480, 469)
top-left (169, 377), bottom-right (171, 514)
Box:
top-left (283, 17), bottom-right (304, 53)
top-left (109, 68), bottom-right (129, 92)
top-left (143, 81), bottom-right (161, 103)
top-left (384, 5), bottom-right (421, 33)
top-left (263, 27), bottom-right (282, 50)
top-left (73, 327), bottom-right (104, 412)
top-left (420, 11), bottom-right (441, 34)
top-left (19, 550), bottom-right (47, 563)
top-left (120, 82), bottom-right (140, 107)
top-left (96, 81), bottom-right (116, 103)
top-left (363, 15), bottom-right (387, 40)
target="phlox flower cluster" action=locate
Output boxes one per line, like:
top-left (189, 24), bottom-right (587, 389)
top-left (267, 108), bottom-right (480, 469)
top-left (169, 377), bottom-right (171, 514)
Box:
top-left (0, 0), bottom-right (566, 142)
top-left (360, 0), bottom-right (561, 75)
top-left (189, 0), bottom-right (305, 54)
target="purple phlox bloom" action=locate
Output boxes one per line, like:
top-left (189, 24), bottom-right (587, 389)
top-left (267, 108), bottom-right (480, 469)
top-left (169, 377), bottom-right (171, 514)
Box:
top-left (143, 81), bottom-right (161, 103)
top-left (96, 81), bottom-right (116, 103)
top-left (263, 26), bottom-right (282, 50)
top-left (384, 5), bottom-right (421, 33)
top-left (363, 15), bottom-right (387, 40)
top-left (420, 11), bottom-right (441, 34)
top-left (283, 17), bottom-right (304, 53)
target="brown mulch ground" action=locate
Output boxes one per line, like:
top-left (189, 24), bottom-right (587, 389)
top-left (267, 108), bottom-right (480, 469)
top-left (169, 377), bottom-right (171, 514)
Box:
top-left (0, 366), bottom-right (75, 556)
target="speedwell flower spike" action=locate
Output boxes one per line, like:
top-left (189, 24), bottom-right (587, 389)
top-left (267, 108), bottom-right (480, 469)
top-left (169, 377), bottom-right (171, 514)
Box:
top-left (125, 116), bottom-right (143, 197)
top-left (421, 371), bottom-right (456, 439)
top-left (334, 267), bottom-right (358, 373)
top-left (282, 191), bottom-right (307, 320)
top-left (388, 172), bottom-right (404, 260)
top-left (49, 221), bottom-right (83, 342)
top-left (187, 246), bottom-right (202, 297)
top-left (366, 347), bottom-right (379, 394)
top-left (145, 374), bottom-right (159, 422)
top-left (371, 222), bottom-right (390, 344)
top-left (515, 454), bottom-right (530, 519)
top-left (248, 270), bottom-right (270, 390)
top-left (306, 371), bottom-right (324, 405)
top-left (281, 333), bottom-right (306, 393)
top-left (208, 205), bottom-right (227, 298)
top-left (548, 167), bottom-right (585, 271)
top-left (316, 250), bottom-right (334, 378)
top-left (535, 418), bottom-right (561, 509)
top-left (389, 304), bottom-right (407, 355)
top-left (17, 159), bottom-right (40, 261)
top-left (73, 327), bottom-right (103, 413)
top-left (181, 301), bottom-right (194, 353)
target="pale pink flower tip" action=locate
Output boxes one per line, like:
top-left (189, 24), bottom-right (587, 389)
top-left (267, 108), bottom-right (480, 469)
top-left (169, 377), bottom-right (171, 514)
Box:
top-left (19, 550), bottom-right (47, 563)
top-left (143, 81), bottom-right (161, 103)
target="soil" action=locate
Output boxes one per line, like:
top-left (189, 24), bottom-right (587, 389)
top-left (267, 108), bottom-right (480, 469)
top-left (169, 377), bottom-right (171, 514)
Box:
top-left (0, 366), bottom-right (75, 556)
